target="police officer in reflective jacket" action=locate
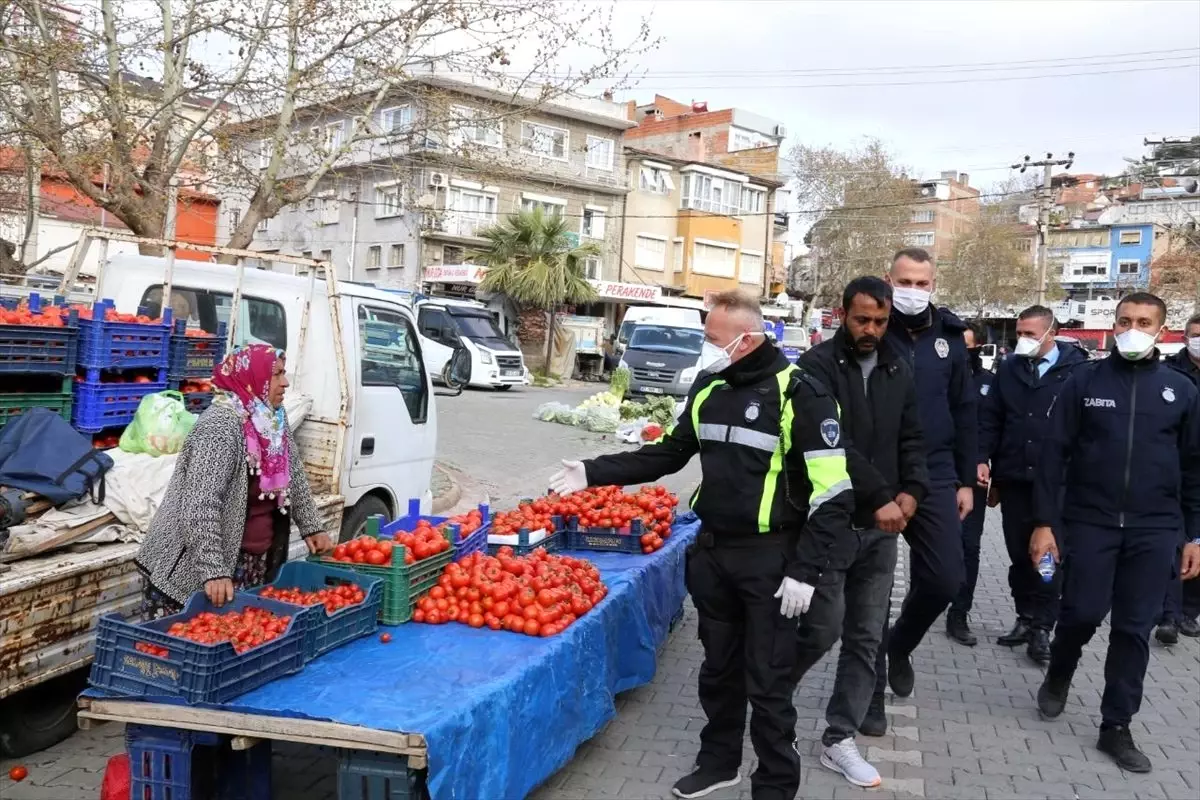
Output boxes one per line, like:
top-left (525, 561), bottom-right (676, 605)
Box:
top-left (550, 291), bottom-right (854, 800)
top-left (1032, 293), bottom-right (1200, 773)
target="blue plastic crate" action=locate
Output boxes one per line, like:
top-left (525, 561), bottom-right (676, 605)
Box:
top-left (338, 749), bottom-right (425, 800)
top-left (0, 317), bottom-right (79, 375)
top-left (78, 301), bottom-right (171, 369)
top-left (170, 382), bottom-right (215, 414)
top-left (248, 561), bottom-right (383, 662)
top-left (89, 591), bottom-right (306, 704)
top-left (486, 524), bottom-right (564, 556)
top-left (564, 516), bottom-right (646, 554)
top-left (125, 724), bottom-right (273, 800)
top-left (168, 320), bottom-right (227, 381)
top-left (72, 378), bottom-right (169, 433)
top-left (382, 498), bottom-right (491, 563)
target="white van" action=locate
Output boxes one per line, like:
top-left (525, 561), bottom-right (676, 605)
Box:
top-left (102, 254), bottom-right (439, 539)
top-left (414, 297), bottom-right (525, 390)
top-left (615, 306), bottom-right (703, 355)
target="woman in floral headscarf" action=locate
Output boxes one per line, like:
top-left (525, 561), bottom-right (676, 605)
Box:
top-left (136, 345), bottom-right (332, 617)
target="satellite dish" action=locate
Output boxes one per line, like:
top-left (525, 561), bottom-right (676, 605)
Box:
top-left (775, 291), bottom-right (789, 305)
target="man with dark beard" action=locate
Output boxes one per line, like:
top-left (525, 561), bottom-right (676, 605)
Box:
top-left (793, 276), bottom-right (928, 788)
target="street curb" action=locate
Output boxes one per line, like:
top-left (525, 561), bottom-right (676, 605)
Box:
top-left (431, 462), bottom-right (461, 514)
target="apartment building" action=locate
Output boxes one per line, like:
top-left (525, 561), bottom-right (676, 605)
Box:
top-left (622, 148), bottom-right (780, 303)
top-left (227, 74), bottom-right (634, 288)
top-left (622, 95), bottom-right (791, 295)
top-left (903, 170), bottom-right (980, 264)
top-left (1046, 219), bottom-right (1164, 301)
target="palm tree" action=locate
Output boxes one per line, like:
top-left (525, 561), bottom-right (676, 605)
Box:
top-left (473, 207), bottom-right (600, 375)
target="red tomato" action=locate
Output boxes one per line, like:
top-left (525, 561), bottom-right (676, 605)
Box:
top-left (9, 766), bottom-right (28, 782)
top-left (380, 633), bottom-right (392, 643)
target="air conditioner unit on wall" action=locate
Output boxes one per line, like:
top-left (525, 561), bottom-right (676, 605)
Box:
top-left (427, 171), bottom-right (447, 187)
top-left (774, 125), bottom-right (788, 138)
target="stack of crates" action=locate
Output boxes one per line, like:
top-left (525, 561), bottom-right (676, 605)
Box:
top-left (72, 300), bottom-right (171, 433)
top-left (0, 294), bottom-right (79, 433)
top-left (168, 319), bottom-right (226, 415)
top-left (125, 724), bottom-right (273, 800)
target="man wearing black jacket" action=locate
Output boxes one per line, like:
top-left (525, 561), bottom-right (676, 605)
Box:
top-left (793, 277), bottom-right (928, 789)
top-left (878, 248), bottom-right (977, 702)
top-left (1157, 312), bottom-right (1200, 642)
top-left (550, 291), bottom-right (854, 800)
top-left (976, 306), bottom-right (1088, 663)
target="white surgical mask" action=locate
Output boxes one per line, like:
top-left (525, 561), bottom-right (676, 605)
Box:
top-left (891, 286), bottom-right (931, 316)
top-left (1013, 330), bottom-right (1048, 358)
top-left (1187, 336), bottom-right (1200, 359)
top-left (699, 333), bottom-right (746, 374)
top-left (1114, 328), bottom-right (1159, 361)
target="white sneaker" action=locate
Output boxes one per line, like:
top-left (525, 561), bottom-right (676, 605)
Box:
top-left (820, 738), bottom-right (881, 788)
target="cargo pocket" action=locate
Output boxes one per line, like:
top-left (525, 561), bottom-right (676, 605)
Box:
top-left (769, 613), bottom-right (800, 669)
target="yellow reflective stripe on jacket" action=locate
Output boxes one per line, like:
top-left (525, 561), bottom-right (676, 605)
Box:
top-left (689, 379), bottom-right (724, 507)
top-left (757, 365), bottom-right (799, 532)
top-left (804, 448), bottom-right (852, 516)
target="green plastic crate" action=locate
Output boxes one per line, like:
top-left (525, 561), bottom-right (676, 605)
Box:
top-left (0, 376), bottom-right (73, 432)
top-left (309, 516), bottom-right (452, 625)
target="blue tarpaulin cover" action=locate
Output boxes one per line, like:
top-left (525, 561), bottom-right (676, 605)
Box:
top-left (92, 515), bottom-right (699, 800)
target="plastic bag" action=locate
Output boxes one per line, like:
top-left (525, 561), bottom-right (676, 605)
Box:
top-left (100, 754), bottom-right (130, 800)
top-left (533, 402), bottom-right (573, 423)
top-left (616, 419), bottom-right (650, 444)
top-left (580, 405), bottom-right (620, 433)
top-left (119, 390), bottom-right (197, 457)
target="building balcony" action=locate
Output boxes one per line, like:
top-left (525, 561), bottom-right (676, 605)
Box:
top-left (421, 211), bottom-right (497, 241)
top-left (774, 211), bottom-right (789, 229)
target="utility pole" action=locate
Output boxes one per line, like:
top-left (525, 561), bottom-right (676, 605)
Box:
top-left (1013, 152), bottom-right (1075, 305)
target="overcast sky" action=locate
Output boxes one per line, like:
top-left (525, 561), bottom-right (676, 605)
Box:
top-left (598, 0), bottom-right (1200, 192)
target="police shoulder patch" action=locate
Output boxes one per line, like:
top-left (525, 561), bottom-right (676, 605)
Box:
top-left (819, 418), bottom-right (840, 447)
top-left (744, 401), bottom-right (761, 422)
top-left (1163, 386), bottom-right (1176, 403)
top-left (934, 337), bottom-right (950, 359)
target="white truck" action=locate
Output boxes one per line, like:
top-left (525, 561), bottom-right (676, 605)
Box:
top-left (414, 297), bottom-right (526, 390)
top-left (0, 230), bottom-right (460, 757)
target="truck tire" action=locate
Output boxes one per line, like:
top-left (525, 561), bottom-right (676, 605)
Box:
top-left (0, 669), bottom-right (88, 757)
top-left (494, 385), bottom-right (513, 391)
top-left (339, 496), bottom-right (391, 543)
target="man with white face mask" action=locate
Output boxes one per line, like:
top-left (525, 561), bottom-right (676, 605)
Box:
top-left (549, 291), bottom-right (854, 800)
top-left (870, 248), bottom-right (978, 716)
top-left (976, 305), bottom-right (1087, 664)
top-left (1032, 293), bottom-right (1200, 773)
top-left (1156, 312), bottom-right (1200, 642)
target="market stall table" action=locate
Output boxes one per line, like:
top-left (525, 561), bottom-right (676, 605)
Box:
top-left (79, 516), bottom-right (700, 799)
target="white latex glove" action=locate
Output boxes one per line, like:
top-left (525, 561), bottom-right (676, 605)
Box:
top-left (548, 460), bottom-right (588, 496)
top-left (774, 577), bottom-right (815, 619)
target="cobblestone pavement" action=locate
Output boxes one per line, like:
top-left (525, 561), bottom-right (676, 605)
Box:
top-left (3, 385), bottom-right (1197, 800)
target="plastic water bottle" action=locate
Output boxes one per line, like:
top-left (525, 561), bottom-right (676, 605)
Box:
top-left (1037, 552), bottom-right (1056, 583)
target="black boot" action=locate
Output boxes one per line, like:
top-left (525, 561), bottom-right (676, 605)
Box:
top-left (1154, 621), bottom-right (1179, 645)
top-left (1097, 725), bottom-right (1152, 773)
top-left (1036, 668), bottom-right (1073, 719)
top-left (887, 644), bottom-right (915, 698)
top-left (1179, 617), bottom-right (1200, 638)
top-left (858, 693), bottom-right (887, 737)
top-left (1026, 628), bottom-right (1051, 665)
top-left (997, 617), bottom-right (1032, 646)
top-left (945, 611), bottom-right (977, 646)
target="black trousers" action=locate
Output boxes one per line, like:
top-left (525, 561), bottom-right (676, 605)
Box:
top-left (949, 486), bottom-right (988, 618)
top-left (791, 529), bottom-right (898, 746)
top-left (1049, 523), bottom-right (1176, 727)
top-left (877, 480), bottom-right (964, 675)
top-left (686, 534), bottom-right (800, 800)
top-left (992, 481), bottom-right (1061, 630)
top-left (1160, 544), bottom-right (1200, 624)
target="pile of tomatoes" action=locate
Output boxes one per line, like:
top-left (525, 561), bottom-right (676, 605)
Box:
top-left (414, 548), bottom-right (607, 637)
top-left (0, 306), bottom-right (73, 327)
top-left (161, 607), bottom-right (293, 655)
top-left (490, 502), bottom-right (558, 537)
top-left (329, 529), bottom-right (449, 567)
top-left (258, 583), bottom-right (366, 614)
top-left (134, 642), bottom-right (170, 658)
top-left (179, 379), bottom-right (213, 394)
top-left (71, 304), bottom-right (162, 325)
top-left (508, 485), bottom-right (677, 554)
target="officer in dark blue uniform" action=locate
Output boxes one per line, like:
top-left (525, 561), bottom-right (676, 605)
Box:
top-left (1157, 311), bottom-right (1200, 642)
top-left (874, 248), bottom-right (977, 706)
top-left (945, 322), bottom-right (995, 647)
top-left (1032, 293), bottom-right (1200, 773)
top-left (974, 306), bottom-right (1087, 663)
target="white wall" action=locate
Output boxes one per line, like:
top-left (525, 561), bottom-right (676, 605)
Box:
top-left (1, 213), bottom-right (138, 277)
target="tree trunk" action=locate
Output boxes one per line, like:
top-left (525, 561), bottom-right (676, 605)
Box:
top-left (544, 304), bottom-right (557, 377)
